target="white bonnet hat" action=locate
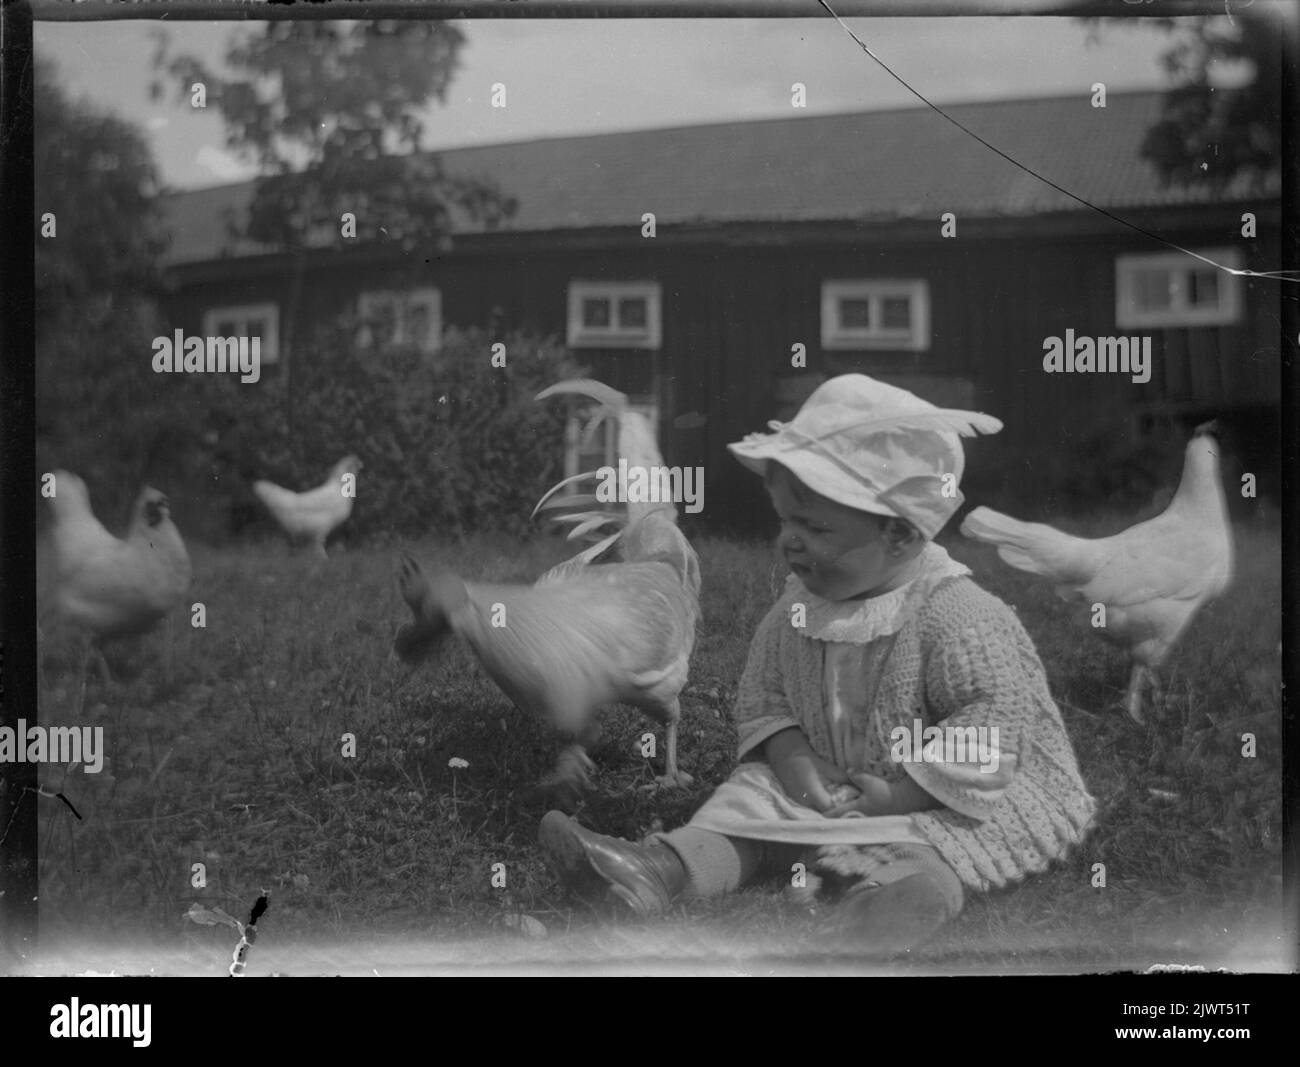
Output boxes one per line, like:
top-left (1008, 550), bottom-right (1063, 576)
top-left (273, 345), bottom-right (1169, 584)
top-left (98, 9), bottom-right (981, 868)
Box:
top-left (728, 374), bottom-right (1002, 540)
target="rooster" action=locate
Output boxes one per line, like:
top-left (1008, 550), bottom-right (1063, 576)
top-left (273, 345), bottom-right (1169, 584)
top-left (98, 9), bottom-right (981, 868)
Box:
top-left (47, 470), bottom-right (192, 684)
top-left (959, 423), bottom-right (1234, 723)
top-left (395, 380), bottom-right (701, 798)
top-left (252, 455), bottom-right (362, 558)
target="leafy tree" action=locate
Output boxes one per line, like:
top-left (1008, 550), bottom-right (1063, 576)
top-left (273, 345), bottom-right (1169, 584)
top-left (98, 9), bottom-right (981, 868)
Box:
top-left (1095, 12), bottom-right (1283, 192)
top-left (149, 20), bottom-right (518, 442)
top-left (33, 58), bottom-right (207, 516)
top-left (35, 63), bottom-right (167, 316)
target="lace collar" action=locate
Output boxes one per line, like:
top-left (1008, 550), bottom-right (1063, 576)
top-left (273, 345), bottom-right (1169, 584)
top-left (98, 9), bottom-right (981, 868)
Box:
top-left (789, 542), bottom-right (970, 644)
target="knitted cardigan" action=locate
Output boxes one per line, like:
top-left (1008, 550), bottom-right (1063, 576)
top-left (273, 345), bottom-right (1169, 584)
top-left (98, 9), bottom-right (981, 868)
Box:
top-left (733, 566), bottom-right (1098, 893)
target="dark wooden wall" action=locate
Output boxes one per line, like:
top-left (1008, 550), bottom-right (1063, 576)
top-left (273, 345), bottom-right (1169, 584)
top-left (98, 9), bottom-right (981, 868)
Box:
top-left (166, 216), bottom-right (1282, 531)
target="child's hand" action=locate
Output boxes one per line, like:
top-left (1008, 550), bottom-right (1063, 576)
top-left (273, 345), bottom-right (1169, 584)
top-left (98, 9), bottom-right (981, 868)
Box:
top-left (823, 772), bottom-right (895, 817)
top-left (822, 772), bottom-right (946, 818)
top-left (764, 729), bottom-right (851, 812)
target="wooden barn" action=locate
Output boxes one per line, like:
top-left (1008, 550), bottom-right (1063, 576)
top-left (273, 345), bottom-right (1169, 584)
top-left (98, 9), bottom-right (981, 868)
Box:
top-left (160, 90), bottom-right (1283, 531)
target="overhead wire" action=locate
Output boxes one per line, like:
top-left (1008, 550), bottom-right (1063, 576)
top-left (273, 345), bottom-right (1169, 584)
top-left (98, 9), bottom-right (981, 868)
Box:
top-left (815, 0), bottom-right (1298, 283)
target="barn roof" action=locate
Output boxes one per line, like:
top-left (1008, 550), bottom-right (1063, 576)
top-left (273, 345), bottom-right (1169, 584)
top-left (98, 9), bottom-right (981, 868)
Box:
top-left (161, 89), bottom-right (1279, 266)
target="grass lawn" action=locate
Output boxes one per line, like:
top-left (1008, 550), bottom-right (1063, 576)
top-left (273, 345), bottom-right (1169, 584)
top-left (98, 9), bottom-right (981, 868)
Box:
top-left (21, 512), bottom-right (1288, 975)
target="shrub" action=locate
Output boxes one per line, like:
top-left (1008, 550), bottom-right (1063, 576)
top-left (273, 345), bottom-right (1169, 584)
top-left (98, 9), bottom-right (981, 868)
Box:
top-left (960, 424), bottom-right (1191, 523)
top-left (203, 324), bottom-right (581, 544)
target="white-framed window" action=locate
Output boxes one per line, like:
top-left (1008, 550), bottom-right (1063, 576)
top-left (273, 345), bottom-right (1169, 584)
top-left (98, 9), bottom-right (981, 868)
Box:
top-left (1115, 250), bottom-right (1242, 328)
top-left (357, 287), bottom-right (442, 354)
top-left (202, 303), bottom-right (280, 364)
top-left (821, 280), bottom-right (930, 351)
top-left (567, 281), bottom-right (662, 349)
top-left (561, 399), bottom-right (659, 499)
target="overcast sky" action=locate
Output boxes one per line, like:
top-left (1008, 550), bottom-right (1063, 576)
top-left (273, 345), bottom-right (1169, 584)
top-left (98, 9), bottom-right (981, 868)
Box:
top-left (35, 16), bottom-right (1239, 191)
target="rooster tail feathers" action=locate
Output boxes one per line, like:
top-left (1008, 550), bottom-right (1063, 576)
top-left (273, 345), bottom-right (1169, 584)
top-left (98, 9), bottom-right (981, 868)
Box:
top-left (567, 513), bottom-right (623, 541)
top-left (615, 414), bottom-right (667, 482)
top-left (568, 530), bottom-right (624, 568)
top-left (535, 376), bottom-right (668, 471)
top-left (535, 376), bottom-right (673, 530)
top-left (537, 379), bottom-right (630, 455)
top-left (531, 473), bottom-right (600, 520)
top-left (536, 378), bottom-right (629, 412)
top-left (542, 507), bottom-right (627, 545)
top-left (531, 471), bottom-right (628, 544)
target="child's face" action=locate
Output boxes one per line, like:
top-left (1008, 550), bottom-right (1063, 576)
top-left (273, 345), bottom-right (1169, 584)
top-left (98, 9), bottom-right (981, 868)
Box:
top-left (767, 463), bottom-right (920, 600)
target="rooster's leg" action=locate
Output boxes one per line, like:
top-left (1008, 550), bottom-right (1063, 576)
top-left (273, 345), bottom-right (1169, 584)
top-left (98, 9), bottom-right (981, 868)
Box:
top-left (656, 701), bottom-right (694, 788)
top-left (1148, 668), bottom-right (1164, 715)
top-left (163, 614), bottom-right (176, 687)
top-left (1126, 664), bottom-right (1151, 725)
top-left (92, 645), bottom-right (113, 683)
top-left (74, 643), bottom-right (110, 723)
top-left (538, 720), bottom-right (601, 807)
top-left (554, 744), bottom-right (596, 789)
top-left (75, 647), bottom-right (92, 722)
top-left (539, 743), bottom-right (596, 812)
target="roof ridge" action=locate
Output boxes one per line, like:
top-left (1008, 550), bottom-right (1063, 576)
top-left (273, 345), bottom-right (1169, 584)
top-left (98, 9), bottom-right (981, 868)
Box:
top-left (425, 86), bottom-right (1170, 154)
top-left (163, 87), bottom-right (1177, 199)
top-left (159, 85), bottom-right (1278, 267)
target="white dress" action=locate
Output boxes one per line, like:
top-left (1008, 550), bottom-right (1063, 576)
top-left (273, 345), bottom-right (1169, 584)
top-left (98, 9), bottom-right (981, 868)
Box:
top-left (686, 544), bottom-right (1016, 847)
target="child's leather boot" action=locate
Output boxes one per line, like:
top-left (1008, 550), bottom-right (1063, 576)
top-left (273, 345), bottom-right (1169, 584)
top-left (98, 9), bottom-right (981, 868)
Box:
top-left (539, 811), bottom-right (687, 918)
top-left (817, 843), bottom-right (963, 954)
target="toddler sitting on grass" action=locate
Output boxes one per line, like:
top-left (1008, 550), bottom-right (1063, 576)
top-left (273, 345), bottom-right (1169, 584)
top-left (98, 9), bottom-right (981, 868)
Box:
top-left (540, 374), bottom-right (1097, 953)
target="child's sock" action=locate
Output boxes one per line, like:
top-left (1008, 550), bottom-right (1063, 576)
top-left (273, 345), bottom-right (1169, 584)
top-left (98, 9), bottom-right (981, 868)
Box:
top-left (649, 827), bottom-right (770, 898)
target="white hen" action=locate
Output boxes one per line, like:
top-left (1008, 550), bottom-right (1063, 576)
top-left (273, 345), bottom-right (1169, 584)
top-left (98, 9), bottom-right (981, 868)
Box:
top-left (395, 380), bottom-right (701, 798)
top-left (959, 424), bottom-right (1234, 723)
top-left (48, 470), bottom-right (192, 670)
top-left (253, 455), bottom-right (362, 558)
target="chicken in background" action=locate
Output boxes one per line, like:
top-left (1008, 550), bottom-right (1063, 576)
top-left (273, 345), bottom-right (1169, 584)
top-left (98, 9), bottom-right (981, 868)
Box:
top-left (959, 423), bottom-right (1234, 723)
top-left (46, 469), bottom-right (192, 683)
top-left (252, 455), bottom-right (363, 559)
top-left (394, 379), bottom-right (701, 801)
